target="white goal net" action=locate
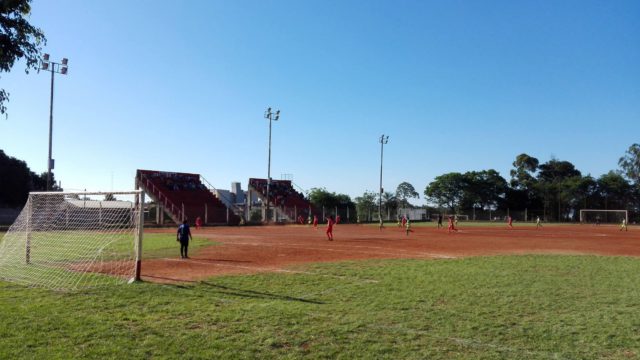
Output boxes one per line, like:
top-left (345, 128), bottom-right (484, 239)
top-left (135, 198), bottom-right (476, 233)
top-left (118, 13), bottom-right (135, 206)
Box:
top-left (0, 191), bottom-right (144, 290)
top-left (579, 209), bottom-right (628, 224)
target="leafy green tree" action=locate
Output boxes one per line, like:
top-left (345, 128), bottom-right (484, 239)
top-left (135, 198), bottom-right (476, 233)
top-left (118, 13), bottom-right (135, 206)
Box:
top-left (463, 170), bottom-right (508, 212)
top-left (0, 149), bottom-right (31, 206)
top-left (308, 187), bottom-right (337, 209)
top-left (382, 191), bottom-right (398, 218)
top-left (618, 143), bottom-right (640, 184)
top-left (1, 0), bottom-right (47, 116)
top-left (510, 153), bottom-right (539, 189)
top-left (596, 171), bottom-right (631, 210)
top-left (354, 191), bottom-right (377, 222)
top-left (395, 182), bottom-right (419, 208)
top-left (308, 187), bottom-right (353, 210)
top-left (0, 150), bottom-right (59, 207)
top-left (424, 172), bottom-right (466, 212)
top-left (537, 158), bottom-right (582, 221)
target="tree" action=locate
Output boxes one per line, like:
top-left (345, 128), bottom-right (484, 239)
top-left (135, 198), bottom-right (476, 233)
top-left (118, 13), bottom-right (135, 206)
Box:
top-left (537, 158), bottom-right (582, 221)
top-left (0, 149), bottom-right (31, 206)
top-left (381, 191), bottom-right (398, 218)
top-left (463, 170), bottom-right (508, 212)
top-left (0, 149), bottom-right (59, 207)
top-left (395, 182), bottom-right (419, 208)
top-left (354, 191), bottom-right (377, 222)
top-left (308, 187), bottom-right (353, 210)
top-left (596, 171), bottom-right (631, 210)
top-left (510, 153), bottom-right (539, 189)
top-left (424, 172), bottom-right (466, 212)
top-left (1, 0), bottom-right (47, 116)
top-left (618, 143), bottom-right (640, 185)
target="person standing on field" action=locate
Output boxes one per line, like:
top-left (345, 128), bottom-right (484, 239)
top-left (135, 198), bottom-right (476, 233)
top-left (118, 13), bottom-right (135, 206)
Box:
top-left (437, 214), bottom-right (443, 229)
top-left (620, 218), bottom-right (628, 231)
top-left (177, 220), bottom-right (192, 259)
top-left (313, 215), bottom-right (318, 229)
top-left (195, 216), bottom-right (202, 230)
top-left (447, 215), bottom-right (457, 233)
top-left (507, 215), bottom-right (513, 229)
top-left (326, 215), bottom-right (335, 241)
top-left (536, 216), bottom-right (542, 229)
top-left (405, 217), bottom-right (413, 236)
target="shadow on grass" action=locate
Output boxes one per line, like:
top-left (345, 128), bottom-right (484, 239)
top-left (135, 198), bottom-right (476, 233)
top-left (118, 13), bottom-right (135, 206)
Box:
top-left (200, 281), bottom-right (326, 304)
top-left (143, 275), bottom-right (325, 304)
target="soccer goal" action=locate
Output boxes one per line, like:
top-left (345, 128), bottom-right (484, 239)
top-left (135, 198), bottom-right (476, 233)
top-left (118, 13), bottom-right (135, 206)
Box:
top-left (0, 191), bottom-right (144, 290)
top-left (579, 209), bottom-right (628, 224)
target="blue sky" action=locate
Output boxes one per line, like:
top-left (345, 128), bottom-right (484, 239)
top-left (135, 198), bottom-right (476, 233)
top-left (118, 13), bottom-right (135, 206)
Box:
top-left (1, 0), bottom-right (639, 205)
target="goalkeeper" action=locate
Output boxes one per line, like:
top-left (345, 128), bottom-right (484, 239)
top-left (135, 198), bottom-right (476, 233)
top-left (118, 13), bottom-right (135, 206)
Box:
top-left (177, 220), bottom-right (193, 259)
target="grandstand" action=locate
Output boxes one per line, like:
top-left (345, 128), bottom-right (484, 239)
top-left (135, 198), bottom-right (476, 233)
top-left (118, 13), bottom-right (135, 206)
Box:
top-left (247, 178), bottom-right (315, 222)
top-left (136, 170), bottom-right (241, 225)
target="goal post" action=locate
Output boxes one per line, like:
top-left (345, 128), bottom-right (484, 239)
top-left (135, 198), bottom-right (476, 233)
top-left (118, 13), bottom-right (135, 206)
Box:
top-left (0, 190), bottom-right (144, 290)
top-left (579, 209), bottom-right (628, 224)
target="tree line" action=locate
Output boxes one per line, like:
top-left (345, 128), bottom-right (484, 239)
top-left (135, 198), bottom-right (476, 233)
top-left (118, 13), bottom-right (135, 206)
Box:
top-left (315, 144), bottom-right (640, 223)
top-left (423, 145), bottom-right (640, 221)
top-left (0, 150), bottom-right (60, 207)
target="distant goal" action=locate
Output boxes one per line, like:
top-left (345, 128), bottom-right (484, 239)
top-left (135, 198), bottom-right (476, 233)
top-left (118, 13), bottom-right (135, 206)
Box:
top-left (579, 209), bottom-right (628, 224)
top-left (0, 191), bottom-right (144, 290)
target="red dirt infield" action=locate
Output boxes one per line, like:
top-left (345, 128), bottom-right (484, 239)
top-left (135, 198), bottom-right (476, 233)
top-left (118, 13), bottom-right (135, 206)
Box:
top-left (141, 224), bottom-right (638, 283)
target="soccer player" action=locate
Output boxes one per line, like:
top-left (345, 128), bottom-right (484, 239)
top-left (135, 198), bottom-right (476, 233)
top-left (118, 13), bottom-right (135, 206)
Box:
top-left (195, 216), bottom-right (202, 230)
top-left (447, 215), bottom-right (457, 233)
top-left (454, 215), bottom-right (459, 228)
top-left (620, 218), bottom-right (628, 231)
top-left (176, 220), bottom-right (192, 259)
top-left (313, 215), bottom-right (318, 229)
top-left (336, 215), bottom-right (341, 224)
top-left (536, 216), bottom-right (542, 229)
top-left (326, 215), bottom-right (335, 241)
top-left (401, 215), bottom-right (407, 229)
top-left (507, 216), bottom-right (513, 229)
top-left (437, 214), bottom-right (443, 229)
top-left (405, 217), bottom-right (413, 236)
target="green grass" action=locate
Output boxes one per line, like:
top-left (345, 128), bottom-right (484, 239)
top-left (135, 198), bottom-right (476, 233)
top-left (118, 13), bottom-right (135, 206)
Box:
top-left (1, 255), bottom-right (639, 359)
top-left (0, 232), bottom-right (213, 289)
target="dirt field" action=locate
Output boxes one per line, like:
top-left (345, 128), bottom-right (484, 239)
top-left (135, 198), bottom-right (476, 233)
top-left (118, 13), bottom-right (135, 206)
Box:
top-left (141, 224), bottom-right (639, 283)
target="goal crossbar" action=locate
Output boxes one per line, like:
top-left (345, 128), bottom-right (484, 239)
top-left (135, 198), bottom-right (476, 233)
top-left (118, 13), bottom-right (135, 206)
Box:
top-left (579, 209), bottom-right (628, 224)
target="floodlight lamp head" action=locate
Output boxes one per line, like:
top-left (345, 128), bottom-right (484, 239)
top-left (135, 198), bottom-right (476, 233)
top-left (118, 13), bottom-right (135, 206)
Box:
top-left (61, 58), bottom-right (68, 65)
top-left (41, 62), bottom-right (49, 70)
top-left (275, 110), bottom-right (280, 120)
top-left (61, 67), bottom-right (68, 75)
top-left (43, 53), bottom-right (50, 61)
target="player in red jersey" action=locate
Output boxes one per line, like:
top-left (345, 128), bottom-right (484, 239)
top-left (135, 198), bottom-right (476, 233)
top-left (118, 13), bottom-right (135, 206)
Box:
top-left (313, 215), bottom-right (318, 229)
top-left (326, 215), bottom-right (334, 241)
top-left (336, 215), bottom-right (341, 224)
top-left (195, 216), bottom-right (202, 230)
top-left (447, 215), bottom-right (457, 233)
top-left (507, 215), bottom-right (513, 229)
top-left (401, 215), bottom-right (407, 229)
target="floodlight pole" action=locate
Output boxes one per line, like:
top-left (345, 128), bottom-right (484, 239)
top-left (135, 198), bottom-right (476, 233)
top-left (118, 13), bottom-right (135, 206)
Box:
top-left (379, 134), bottom-right (389, 229)
top-left (264, 107), bottom-right (280, 224)
top-left (41, 54), bottom-right (69, 191)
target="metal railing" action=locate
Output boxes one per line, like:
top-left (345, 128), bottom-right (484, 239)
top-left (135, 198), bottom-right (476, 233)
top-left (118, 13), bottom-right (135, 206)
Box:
top-left (137, 173), bottom-right (183, 223)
